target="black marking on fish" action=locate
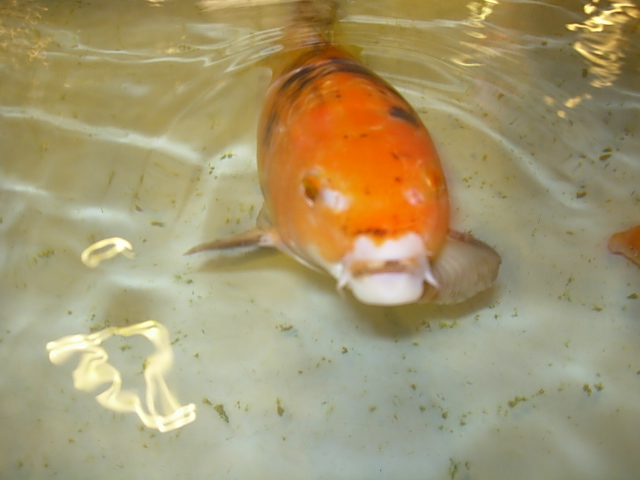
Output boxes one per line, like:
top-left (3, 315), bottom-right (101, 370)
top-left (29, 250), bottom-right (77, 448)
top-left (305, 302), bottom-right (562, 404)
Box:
top-left (328, 58), bottom-right (379, 80)
top-left (277, 56), bottom-right (399, 102)
top-left (264, 46), bottom-right (413, 150)
top-left (262, 112), bottom-right (277, 149)
top-left (354, 227), bottom-right (388, 236)
top-left (279, 64), bottom-right (319, 96)
top-left (389, 106), bottom-right (420, 127)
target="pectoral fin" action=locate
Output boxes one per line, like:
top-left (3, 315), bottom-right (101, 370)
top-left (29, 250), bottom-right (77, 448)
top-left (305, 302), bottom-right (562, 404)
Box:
top-left (184, 227), bottom-right (279, 255)
top-left (422, 230), bottom-right (501, 304)
top-left (185, 206), bottom-right (280, 255)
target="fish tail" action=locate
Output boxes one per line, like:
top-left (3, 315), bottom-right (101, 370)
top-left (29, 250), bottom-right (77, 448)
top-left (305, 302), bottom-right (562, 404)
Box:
top-left (282, 0), bottom-right (339, 49)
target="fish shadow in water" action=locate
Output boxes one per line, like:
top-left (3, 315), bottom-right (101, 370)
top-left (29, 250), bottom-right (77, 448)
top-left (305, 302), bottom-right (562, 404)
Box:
top-left (187, 248), bottom-right (333, 289)
top-left (188, 248), bottom-right (500, 340)
top-left (343, 288), bottom-right (501, 340)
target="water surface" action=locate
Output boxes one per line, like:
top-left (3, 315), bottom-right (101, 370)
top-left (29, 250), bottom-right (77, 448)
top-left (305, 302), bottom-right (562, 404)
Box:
top-left (1, 0), bottom-right (639, 478)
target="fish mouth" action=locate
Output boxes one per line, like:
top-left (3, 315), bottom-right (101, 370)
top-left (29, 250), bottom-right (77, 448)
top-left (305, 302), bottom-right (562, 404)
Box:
top-left (339, 265), bottom-right (431, 306)
top-left (336, 233), bottom-right (437, 306)
top-left (348, 257), bottom-right (423, 276)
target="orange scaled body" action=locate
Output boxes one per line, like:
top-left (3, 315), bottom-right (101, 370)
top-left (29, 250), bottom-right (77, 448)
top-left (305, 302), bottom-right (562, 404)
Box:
top-left (187, 15), bottom-right (500, 306)
top-left (258, 44), bottom-right (449, 267)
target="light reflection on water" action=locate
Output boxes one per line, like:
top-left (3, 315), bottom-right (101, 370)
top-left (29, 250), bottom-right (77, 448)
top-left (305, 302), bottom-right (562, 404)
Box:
top-left (1, 1), bottom-right (639, 479)
top-left (567, 0), bottom-right (639, 88)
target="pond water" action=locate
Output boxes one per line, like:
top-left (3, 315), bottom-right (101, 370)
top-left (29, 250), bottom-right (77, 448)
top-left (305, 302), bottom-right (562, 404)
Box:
top-left (1, 0), bottom-right (639, 478)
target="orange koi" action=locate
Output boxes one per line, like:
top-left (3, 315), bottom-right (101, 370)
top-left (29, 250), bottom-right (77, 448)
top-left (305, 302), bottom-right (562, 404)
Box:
top-left (187, 1), bottom-right (501, 305)
top-left (609, 225), bottom-right (640, 267)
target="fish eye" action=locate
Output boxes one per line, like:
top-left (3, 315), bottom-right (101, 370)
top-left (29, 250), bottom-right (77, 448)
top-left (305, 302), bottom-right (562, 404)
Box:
top-left (301, 173), bottom-right (320, 204)
top-left (300, 171), bottom-right (351, 212)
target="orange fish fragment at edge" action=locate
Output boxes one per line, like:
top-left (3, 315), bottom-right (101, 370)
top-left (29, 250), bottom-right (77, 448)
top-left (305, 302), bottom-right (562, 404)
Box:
top-left (609, 225), bottom-right (640, 267)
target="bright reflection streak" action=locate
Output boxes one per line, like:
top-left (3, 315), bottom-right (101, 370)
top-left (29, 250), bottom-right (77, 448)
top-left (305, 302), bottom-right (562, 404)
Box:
top-left (566, 0), bottom-right (640, 88)
top-left (0, 0), bottom-right (51, 61)
top-left (467, 0), bottom-right (498, 25)
top-left (454, 0), bottom-right (500, 66)
top-left (81, 237), bottom-right (136, 268)
top-left (46, 320), bottom-right (197, 433)
top-left (198, 0), bottom-right (289, 11)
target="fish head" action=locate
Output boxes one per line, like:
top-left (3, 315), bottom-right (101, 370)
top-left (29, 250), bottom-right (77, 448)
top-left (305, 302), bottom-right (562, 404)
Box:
top-left (285, 145), bottom-right (449, 306)
top-left (294, 164), bottom-right (447, 305)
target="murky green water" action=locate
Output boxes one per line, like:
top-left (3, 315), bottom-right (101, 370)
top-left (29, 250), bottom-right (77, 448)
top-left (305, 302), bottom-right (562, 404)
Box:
top-left (1, 0), bottom-right (639, 478)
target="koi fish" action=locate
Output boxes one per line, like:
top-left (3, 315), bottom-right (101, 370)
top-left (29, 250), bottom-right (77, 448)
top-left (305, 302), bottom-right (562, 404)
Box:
top-left (609, 225), bottom-right (640, 267)
top-left (187, 1), bottom-right (501, 305)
